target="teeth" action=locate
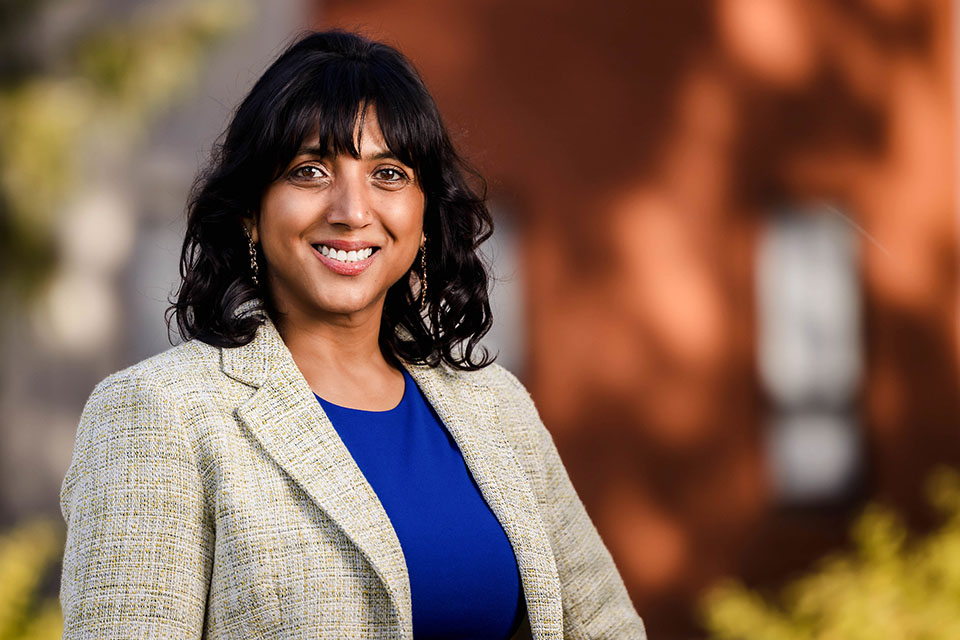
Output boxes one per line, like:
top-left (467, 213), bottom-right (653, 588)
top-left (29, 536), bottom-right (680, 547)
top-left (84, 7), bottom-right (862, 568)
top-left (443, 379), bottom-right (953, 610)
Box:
top-left (317, 245), bottom-right (374, 263)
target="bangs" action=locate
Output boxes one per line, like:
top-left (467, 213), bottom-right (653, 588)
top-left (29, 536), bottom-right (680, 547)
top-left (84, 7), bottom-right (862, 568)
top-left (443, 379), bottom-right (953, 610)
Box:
top-left (268, 56), bottom-right (437, 178)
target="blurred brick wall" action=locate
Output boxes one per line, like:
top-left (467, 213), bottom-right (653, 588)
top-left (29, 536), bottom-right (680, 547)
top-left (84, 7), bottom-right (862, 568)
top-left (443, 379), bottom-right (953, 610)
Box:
top-left (313, 1), bottom-right (959, 637)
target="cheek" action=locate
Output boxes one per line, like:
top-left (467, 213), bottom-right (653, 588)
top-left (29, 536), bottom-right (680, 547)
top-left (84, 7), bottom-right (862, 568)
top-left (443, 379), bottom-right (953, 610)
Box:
top-left (404, 194), bottom-right (426, 239)
top-left (259, 191), bottom-right (310, 245)
top-left (404, 211), bottom-right (426, 259)
top-left (381, 194), bottom-right (424, 241)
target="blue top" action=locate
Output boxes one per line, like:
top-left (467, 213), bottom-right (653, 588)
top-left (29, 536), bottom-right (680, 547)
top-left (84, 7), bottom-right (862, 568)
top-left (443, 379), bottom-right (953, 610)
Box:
top-left (315, 368), bottom-right (526, 640)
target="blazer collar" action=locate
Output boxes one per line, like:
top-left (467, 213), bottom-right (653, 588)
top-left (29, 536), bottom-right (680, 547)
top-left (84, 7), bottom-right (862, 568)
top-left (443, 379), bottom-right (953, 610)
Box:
top-left (220, 299), bottom-right (563, 639)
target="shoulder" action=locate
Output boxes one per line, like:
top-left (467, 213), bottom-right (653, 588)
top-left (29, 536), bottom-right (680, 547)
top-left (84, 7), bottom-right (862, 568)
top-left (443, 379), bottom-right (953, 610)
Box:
top-left (77, 339), bottom-right (224, 452)
top-left (470, 362), bottom-right (540, 420)
top-left (434, 360), bottom-right (548, 447)
top-left (436, 360), bottom-right (532, 401)
top-left (88, 339), bottom-right (221, 404)
top-left (65, 341), bottom-right (219, 503)
top-left (424, 360), bottom-right (540, 421)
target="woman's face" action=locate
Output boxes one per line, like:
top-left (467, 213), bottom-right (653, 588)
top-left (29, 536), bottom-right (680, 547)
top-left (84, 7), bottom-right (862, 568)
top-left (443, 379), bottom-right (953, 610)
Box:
top-left (250, 106), bottom-right (425, 325)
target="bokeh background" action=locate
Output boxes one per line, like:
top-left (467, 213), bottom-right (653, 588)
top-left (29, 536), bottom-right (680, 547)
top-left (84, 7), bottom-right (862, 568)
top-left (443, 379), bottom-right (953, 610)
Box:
top-left (1, 1), bottom-right (958, 638)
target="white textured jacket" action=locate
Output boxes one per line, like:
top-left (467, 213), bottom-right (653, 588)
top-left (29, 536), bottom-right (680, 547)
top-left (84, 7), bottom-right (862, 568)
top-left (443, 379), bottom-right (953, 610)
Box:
top-left (60, 303), bottom-right (647, 639)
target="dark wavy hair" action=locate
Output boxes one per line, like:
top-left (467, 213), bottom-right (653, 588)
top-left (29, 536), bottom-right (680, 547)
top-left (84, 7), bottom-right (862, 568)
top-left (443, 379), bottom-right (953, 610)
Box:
top-left (167, 30), bottom-right (495, 370)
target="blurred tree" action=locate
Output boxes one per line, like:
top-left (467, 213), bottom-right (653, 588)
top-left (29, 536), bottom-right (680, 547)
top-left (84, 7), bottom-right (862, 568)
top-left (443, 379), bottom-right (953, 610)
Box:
top-left (0, 0), bottom-right (248, 308)
top-left (0, 519), bottom-right (61, 640)
top-left (701, 467), bottom-right (960, 640)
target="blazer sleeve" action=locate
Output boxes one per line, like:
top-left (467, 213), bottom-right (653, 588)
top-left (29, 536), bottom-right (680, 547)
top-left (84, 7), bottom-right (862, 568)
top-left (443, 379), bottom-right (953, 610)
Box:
top-left (496, 366), bottom-right (648, 640)
top-left (59, 371), bottom-right (213, 639)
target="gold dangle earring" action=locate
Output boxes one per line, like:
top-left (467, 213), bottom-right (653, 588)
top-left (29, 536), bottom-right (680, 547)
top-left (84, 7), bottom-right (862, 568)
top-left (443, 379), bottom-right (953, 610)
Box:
top-left (244, 225), bottom-right (259, 286)
top-left (419, 236), bottom-right (428, 310)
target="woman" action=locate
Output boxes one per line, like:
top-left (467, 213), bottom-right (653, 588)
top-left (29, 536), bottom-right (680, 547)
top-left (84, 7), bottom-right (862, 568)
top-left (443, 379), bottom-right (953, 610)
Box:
top-left (59, 30), bottom-right (646, 639)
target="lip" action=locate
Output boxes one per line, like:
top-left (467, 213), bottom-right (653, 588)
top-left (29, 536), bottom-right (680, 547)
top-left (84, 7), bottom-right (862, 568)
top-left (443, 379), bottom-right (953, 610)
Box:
top-left (312, 244), bottom-right (379, 275)
top-left (311, 239), bottom-right (380, 252)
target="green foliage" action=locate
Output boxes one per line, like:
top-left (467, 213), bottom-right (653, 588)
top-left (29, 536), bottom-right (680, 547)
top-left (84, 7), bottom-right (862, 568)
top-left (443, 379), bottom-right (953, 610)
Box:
top-left (0, 0), bottom-right (248, 303)
top-left (701, 467), bottom-right (960, 640)
top-left (0, 519), bottom-right (62, 640)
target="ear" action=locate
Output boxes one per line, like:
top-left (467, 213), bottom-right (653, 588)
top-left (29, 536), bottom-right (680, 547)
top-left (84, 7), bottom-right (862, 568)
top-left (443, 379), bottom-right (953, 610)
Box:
top-left (244, 215), bottom-right (259, 244)
top-left (420, 232), bottom-right (426, 248)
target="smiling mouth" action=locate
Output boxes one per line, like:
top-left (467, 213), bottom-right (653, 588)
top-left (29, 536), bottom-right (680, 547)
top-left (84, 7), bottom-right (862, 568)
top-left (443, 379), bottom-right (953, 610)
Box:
top-left (311, 244), bottom-right (380, 264)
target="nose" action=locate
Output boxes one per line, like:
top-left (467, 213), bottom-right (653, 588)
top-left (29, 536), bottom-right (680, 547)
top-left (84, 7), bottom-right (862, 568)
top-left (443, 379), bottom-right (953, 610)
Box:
top-left (325, 168), bottom-right (371, 228)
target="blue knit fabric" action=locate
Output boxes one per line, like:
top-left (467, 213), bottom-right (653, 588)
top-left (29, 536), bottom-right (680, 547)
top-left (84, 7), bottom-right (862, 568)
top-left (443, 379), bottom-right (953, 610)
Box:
top-left (315, 367), bottom-right (525, 640)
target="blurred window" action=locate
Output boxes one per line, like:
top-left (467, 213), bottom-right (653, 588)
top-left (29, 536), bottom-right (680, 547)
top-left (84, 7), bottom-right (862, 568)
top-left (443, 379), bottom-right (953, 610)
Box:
top-left (756, 207), bottom-right (864, 504)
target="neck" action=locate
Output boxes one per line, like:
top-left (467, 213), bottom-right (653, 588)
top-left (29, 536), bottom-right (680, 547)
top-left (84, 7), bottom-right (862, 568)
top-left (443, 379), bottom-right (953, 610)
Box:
top-left (274, 305), bottom-right (388, 368)
top-left (269, 297), bottom-right (403, 403)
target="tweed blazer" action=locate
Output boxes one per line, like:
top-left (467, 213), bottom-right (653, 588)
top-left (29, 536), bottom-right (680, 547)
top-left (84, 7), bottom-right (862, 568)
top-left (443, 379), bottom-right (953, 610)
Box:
top-left (60, 304), bottom-right (646, 639)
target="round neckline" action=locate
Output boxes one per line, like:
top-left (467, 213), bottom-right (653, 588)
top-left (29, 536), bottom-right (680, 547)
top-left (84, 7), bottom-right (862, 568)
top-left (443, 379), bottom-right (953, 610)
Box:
top-left (314, 368), bottom-right (409, 414)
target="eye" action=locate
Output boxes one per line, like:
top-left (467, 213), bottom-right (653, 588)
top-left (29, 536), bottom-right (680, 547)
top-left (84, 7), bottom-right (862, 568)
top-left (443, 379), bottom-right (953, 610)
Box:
top-left (289, 164), bottom-right (327, 182)
top-left (374, 167), bottom-right (408, 183)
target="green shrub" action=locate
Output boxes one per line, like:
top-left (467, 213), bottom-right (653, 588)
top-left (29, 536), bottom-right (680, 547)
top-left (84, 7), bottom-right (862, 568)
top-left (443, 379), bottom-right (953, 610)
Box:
top-left (0, 519), bottom-right (62, 640)
top-left (701, 467), bottom-right (960, 640)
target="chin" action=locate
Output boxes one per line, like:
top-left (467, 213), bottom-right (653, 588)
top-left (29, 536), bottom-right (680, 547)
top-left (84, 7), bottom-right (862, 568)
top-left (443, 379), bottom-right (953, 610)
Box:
top-left (312, 293), bottom-right (376, 316)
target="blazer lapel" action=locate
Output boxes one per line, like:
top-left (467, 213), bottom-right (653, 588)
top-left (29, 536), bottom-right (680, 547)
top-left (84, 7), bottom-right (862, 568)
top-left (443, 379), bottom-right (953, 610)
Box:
top-left (221, 299), bottom-right (563, 639)
top-left (405, 364), bottom-right (564, 639)
top-left (221, 306), bottom-right (412, 637)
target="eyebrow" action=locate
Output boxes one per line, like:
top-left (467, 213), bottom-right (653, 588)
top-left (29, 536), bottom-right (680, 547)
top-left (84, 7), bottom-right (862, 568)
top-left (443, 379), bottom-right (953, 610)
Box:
top-left (295, 145), bottom-right (399, 162)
